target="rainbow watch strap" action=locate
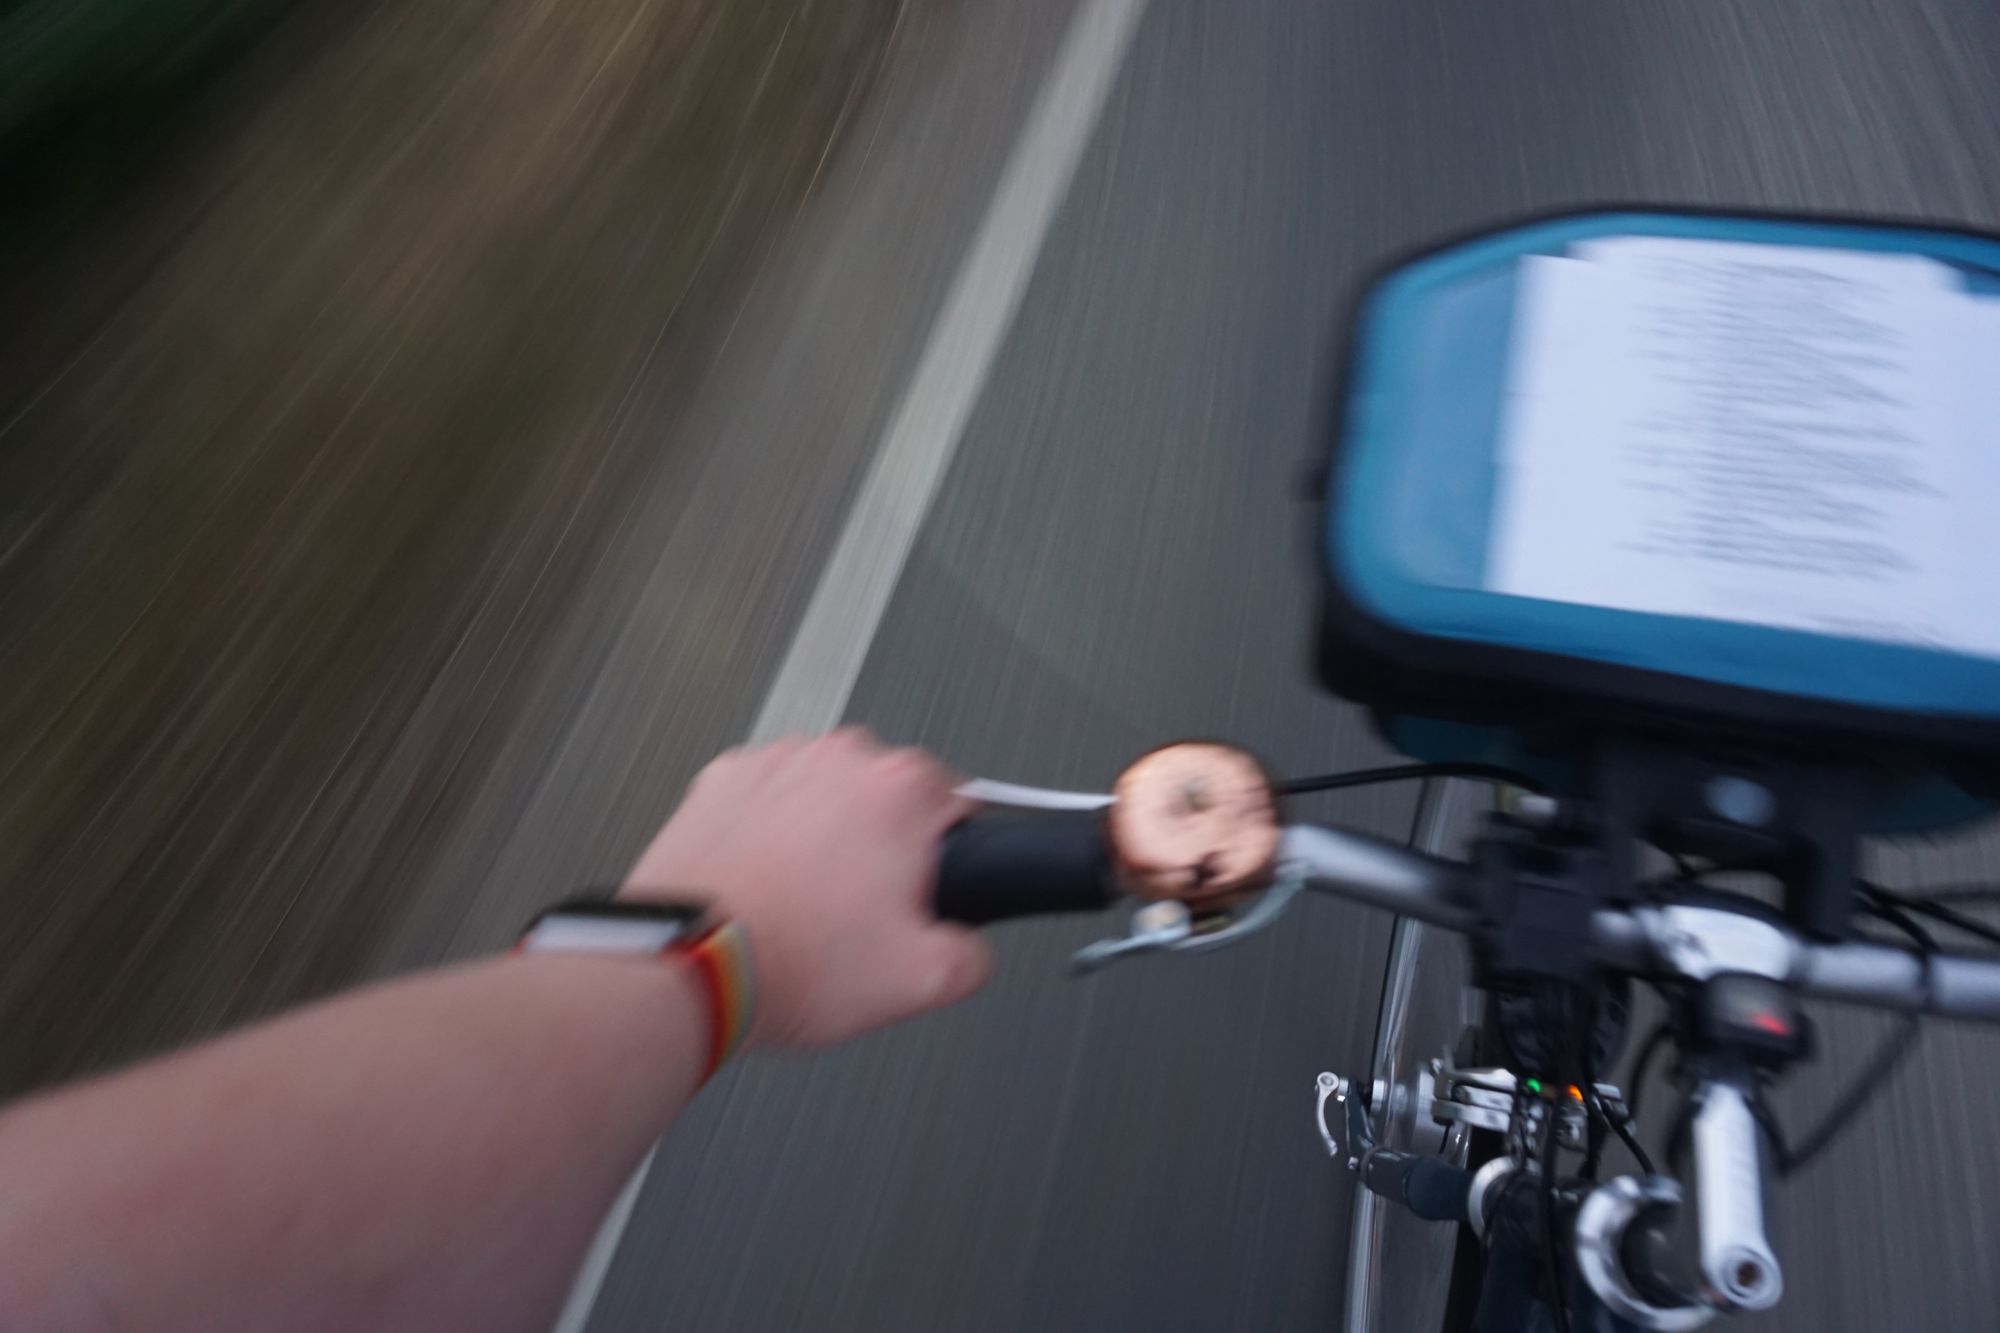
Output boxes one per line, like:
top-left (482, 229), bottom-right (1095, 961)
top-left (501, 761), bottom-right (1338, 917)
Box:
top-left (515, 898), bottom-right (756, 1083)
top-left (683, 919), bottom-right (756, 1080)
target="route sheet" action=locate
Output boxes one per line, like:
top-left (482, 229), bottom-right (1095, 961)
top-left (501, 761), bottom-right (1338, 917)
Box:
top-left (1488, 236), bottom-right (2000, 661)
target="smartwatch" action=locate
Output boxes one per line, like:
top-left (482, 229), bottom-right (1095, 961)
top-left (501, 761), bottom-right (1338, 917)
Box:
top-left (516, 895), bottom-right (756, 1080)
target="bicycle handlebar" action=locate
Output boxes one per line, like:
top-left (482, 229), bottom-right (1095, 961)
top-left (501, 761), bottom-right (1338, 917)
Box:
top-left (935, 813), bottom-right (2000, 1023)
top-left (1288, 822), bottom-right (2000, 1021)
top-left (935, 817), bottom-right (1116, 925)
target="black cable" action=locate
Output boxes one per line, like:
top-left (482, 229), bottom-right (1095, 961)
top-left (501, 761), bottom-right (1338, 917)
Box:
top-left (1636, 857), bottom-right (1763, 902)
top-left (1579, 1052), bottom-right (1607, 1182)
top-left (1599, 1092), bottom-right (1656, 1177)
top-left (1911, 884), bottom-right (2000, 906)
top-left (1772, 900), bottom-right (1935, 1178)
top-left (1540, 1097), bottom-right (1572, 1333)
top-left (1575, 989), bottom-right (1638, 1180)
top-left (1622, 1020), bottom-right (1671, 1126)
top-left (1528, 980), bottom-right (1576, 1328)
top-left (1576, 984), bottom-right (1656, 1184)
top-left (1747, 1092), bottom-right (1792, 1173)
top-left (1863, 881), bottom-right (2000, 951)
top-left (1276, 761), bottom-right (1549, 797)
top-left (1862, 894), bottom-right (1938, 968)
top-left (1662, 1089), bottom-right (1697, 1178)
top-left (1539, 982), bottom-right (1599, 1333)
top-left (1782, 1013), bottom-right (1921, 1176)
top-left (1580, 1111), bottom-right (1606, 1181)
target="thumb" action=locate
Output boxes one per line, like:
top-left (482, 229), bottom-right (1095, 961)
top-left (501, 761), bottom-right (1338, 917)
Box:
top-left (915, 924), bottom-right (994, 1012)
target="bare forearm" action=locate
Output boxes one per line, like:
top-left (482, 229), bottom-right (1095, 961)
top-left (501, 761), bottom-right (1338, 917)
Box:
top-left (0, 733), bottom-right (986, 1329)
top-left (0, 954), bottom-right (703, 1333)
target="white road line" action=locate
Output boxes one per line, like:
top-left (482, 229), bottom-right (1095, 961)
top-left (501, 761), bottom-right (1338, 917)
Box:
top-left (748, 0), bottom-right (1152, 741)
top-left (551, 0), bottom-right (1149, 1328)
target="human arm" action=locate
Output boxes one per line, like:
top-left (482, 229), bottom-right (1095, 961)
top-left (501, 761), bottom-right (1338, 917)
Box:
top-left (0, 731), bottom-right (990, 1333)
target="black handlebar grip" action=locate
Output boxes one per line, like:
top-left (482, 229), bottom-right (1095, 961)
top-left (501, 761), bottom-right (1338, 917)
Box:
top-left (933, 816), bottom-right (1117, 926)
top-left (1359, 1150), bottom-right (1473, 1225)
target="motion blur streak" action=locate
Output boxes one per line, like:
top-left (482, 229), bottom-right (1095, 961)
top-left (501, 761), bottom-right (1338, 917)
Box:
top-left (3, 0), bottom-right (1999, 1330)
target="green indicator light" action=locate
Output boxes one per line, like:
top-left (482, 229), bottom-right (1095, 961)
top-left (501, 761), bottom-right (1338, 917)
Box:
top-left (1525, 1077), bottom-right (1542, 1094)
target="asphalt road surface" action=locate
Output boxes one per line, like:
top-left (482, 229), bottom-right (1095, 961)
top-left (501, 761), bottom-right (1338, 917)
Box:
top-left (473, 1), bottom-right (2000, 1329)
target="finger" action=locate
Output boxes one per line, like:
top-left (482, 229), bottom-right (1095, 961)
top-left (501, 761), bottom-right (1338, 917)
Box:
top-left (913, 925), bottom-right (994, 1012)
top-left (878, 750), bottom-right (972, 833)
top-left (881, 746), bottom-right (962, 799)
top-left (683, 748), bottom-right (745, 801)
top-left (823, 725), bottom-right (879, 753)
top-left (696, 739), bottom-right (788, 798)
top-left (753, 734), bottom-right (808, 764)
top-left (939, 789), bottom-right (981, 828)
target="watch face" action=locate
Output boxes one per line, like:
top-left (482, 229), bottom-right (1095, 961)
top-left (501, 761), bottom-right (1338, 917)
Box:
top-left (520, 897), bottom-right (711, 955)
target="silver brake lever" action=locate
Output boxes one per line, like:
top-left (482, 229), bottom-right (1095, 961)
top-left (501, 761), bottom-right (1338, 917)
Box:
top-left (1071, 900), bottom-right (1194, 971)
top-left (1070, 866), bottom-right (1306, 972)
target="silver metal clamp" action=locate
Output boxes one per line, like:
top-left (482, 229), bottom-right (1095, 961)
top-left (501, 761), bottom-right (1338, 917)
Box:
top-left (1574, 1175), bottom-right (1713, 1331)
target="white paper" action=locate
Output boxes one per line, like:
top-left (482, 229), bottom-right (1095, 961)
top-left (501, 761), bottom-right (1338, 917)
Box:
top-left (1488, 238), bottom-right (2000, 661)
top-left (1941, 300), bottom-right (2000, 661)
top-left (1569, 235), bottom-right (1958, 292)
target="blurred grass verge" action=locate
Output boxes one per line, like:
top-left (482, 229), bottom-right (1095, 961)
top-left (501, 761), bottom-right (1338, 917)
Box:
top-left (0, 0), bottom-right (920, 1095)
top-left (3, 0), bottom-right (277, 160)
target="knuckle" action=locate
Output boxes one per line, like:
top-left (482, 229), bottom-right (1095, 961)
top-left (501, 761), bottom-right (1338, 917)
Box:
top-left (896, 748), bottom-right (956, 794)
top-left (693, 748), bottom-right (743, 782)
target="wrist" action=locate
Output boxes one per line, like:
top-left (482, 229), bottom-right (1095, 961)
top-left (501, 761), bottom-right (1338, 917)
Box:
top-left (498, 951), bottom-right (709, 1103)
top-left (618, 881), bottom-right (796, 1049)
top-left (516, 896), bottom-right (758, 1080)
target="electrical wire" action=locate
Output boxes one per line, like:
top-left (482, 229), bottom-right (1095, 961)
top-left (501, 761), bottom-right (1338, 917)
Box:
top-left (1537, 982), bottom-right (1597, 1333)
top-left (1602, 1100), bottom-right (1656, 1178)
top-left (1770, 899), bottom-right (1935, 1178)
top-left (1621, 1020), bottom-right (1671, 1127)
top-left (1276, 761), bottom-right (1549, 797)
top-left (1541, 1112), bottom-right (1571, 1333)
top-left (1747, 1093), bottom-right (1792, 1174)
top-left (1579, 1109), bottom-right (1606, 1181)
top-left (1575, 988), bottom-right (1643, 1180)
top-left (966, 760), bottom-right (1552, 809)
top-left (1871, 898), bottom-right (1940, 963)
top-left (1908, 883), bottom-right (2000, 906)
top-left (1862, 881), bottom-right (2000, 952)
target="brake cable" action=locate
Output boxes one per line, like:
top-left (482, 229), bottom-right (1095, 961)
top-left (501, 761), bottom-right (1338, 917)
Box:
top-left (963, 759), bottom-right (1552, 809)
top-left (1766, 896), bottom-right (1937, 1178)
top-left (1620, 1020), bottom-right (1671, 1131)
top-left (1276, 761), bottom-right (1549, 797)
top-left (1906, 883), bottom-right (2000, 906)
top-left (1862, 880), bottom-right (2000, 951)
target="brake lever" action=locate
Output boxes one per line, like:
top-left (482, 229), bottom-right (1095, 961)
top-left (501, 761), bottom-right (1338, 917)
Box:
top-left (1070, 865), bottom-right (1305, 972)
top-left (1070, 900), bottom-right (1193, 971)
